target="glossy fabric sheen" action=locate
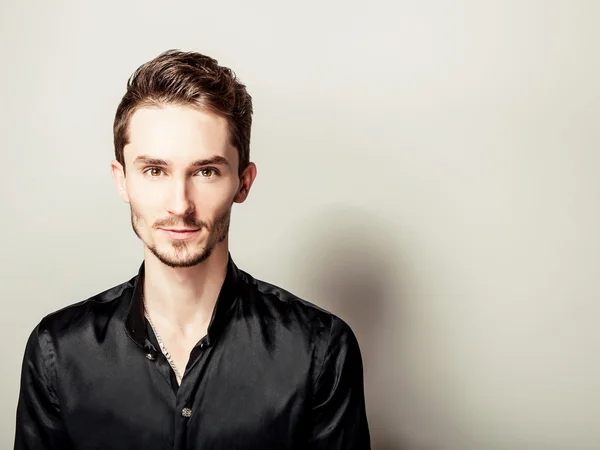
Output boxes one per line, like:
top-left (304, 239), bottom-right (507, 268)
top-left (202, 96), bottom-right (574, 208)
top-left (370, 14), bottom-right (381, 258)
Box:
top-left (15, 256), bottom-right (370, 449)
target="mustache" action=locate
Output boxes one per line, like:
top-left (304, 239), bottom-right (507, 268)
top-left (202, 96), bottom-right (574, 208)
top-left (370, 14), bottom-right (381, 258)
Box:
top-left (153, 215), bottom-right (208, 230)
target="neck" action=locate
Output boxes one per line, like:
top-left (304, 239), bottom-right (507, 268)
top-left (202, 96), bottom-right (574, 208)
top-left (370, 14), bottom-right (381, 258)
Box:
top-left (142, 242), bottom-right (229, 336)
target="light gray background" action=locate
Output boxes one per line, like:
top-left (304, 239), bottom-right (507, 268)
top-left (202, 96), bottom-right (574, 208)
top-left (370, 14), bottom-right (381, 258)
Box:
top-left (1, 1), bottom-right (599, 449)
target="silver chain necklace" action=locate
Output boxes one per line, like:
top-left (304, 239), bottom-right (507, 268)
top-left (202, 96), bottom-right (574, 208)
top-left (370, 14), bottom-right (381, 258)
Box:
top-left (143, 302), bottom-right (184, 384)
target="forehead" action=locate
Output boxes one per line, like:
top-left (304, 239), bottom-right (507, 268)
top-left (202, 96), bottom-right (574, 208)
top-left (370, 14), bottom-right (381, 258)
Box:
top-left (124, 104), bottom-right (236, 166)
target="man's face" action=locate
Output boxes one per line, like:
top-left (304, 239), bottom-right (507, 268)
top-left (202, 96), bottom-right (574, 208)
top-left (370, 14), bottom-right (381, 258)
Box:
top-left (112, 104), bottom-right (253, 268)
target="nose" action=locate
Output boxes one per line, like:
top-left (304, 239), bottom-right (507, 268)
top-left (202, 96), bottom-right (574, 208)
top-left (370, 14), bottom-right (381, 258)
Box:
top-left (166, 178), bottom-right (195, 217)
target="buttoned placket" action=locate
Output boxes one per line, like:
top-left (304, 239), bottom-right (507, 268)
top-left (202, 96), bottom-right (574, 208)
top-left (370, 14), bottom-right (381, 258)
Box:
top-left (144, 326), bottom-right (212, 449)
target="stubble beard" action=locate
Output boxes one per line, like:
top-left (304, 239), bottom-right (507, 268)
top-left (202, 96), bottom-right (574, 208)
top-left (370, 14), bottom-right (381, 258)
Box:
top-left (130, 206), bottom-right (232, 268)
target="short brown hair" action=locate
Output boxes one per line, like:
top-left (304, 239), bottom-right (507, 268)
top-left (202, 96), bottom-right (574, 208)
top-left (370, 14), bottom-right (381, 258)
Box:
top-left (113, 49), bottom-right (253, 175)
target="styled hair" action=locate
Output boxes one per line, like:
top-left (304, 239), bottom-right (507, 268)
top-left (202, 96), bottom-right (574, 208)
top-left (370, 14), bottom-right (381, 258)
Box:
top-left (113, 49), bottom-right (252, 175)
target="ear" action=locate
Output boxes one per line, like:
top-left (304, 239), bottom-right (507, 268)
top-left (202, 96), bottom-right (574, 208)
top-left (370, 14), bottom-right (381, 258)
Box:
top-left (234, 162), bottom-right (257, 204)
top-left (111, 159), bottom-right (130, 204)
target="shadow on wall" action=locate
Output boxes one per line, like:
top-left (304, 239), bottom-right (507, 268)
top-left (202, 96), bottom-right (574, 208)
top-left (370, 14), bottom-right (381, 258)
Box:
top-left (293, 205), bottom-right (439, 450)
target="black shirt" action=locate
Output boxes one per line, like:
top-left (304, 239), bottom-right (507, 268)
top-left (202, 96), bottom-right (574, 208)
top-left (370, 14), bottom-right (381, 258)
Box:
top-left (14, 255), bottom-right (371, 449)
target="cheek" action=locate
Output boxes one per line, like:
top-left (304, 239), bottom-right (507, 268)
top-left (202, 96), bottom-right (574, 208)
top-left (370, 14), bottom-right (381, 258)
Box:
top-left (193, 197), bottom-right (231, 220)
top-left (128, 180), bottom-right (165, 211)
top-left (192, 182), bottom-right (238, 209)
top-left (128, 196), bottom-right (162, 225)
top-left (190, 193), bottom-right (235, 224)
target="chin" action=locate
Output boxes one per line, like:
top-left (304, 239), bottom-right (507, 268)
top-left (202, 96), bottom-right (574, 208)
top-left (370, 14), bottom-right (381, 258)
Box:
top-left (150, 243), bottom-right (215, 268)
top-left (160, 257), bottom-right (207, 269)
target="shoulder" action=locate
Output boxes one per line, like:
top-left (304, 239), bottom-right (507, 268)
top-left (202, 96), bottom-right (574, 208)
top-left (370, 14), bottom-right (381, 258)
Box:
top-left (237, 268), bottom-right (359, 350)
top-left (33, 275), bottom-right (135, 341)
top-left (238, 268), bottom-right (330, 320)
top-left (235, 268), bottom-right (364, 392)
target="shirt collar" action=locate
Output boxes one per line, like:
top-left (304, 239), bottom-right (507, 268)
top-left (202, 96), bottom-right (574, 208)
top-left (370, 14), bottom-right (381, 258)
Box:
top-left (124, 253), bottom-right (242, 349)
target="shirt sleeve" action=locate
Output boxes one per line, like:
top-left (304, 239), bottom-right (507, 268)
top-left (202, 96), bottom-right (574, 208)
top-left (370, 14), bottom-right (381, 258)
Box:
top-left (308, 316), bottom-right (371, 449)
top-left (14, 323), bottom-right (72, 450)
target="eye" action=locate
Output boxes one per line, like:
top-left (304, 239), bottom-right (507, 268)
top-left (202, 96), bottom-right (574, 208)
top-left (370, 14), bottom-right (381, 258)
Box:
top-left (144, 167), bottom-right (163, 177)
top-left (198, 168), bottom-right (218, 178)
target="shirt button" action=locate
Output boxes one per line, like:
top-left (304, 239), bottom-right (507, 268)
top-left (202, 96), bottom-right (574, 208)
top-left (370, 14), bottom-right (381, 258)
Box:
top-left (146, 353), bottom-right (156, 361)
top-left (181, 407), bottom-right (192, 418)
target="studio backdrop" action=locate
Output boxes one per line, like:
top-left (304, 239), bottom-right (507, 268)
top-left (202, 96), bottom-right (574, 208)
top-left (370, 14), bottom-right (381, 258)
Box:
top-left (1, 1), bottom-right (599, 449)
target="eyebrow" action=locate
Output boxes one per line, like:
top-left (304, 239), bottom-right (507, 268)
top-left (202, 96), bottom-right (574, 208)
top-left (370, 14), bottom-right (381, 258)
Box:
top-left (133, 155), bottom-right (231, 168)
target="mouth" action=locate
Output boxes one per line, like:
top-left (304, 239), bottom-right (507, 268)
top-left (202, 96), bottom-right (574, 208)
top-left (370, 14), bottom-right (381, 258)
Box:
top-left (159, 228), bottom-right (201, 240)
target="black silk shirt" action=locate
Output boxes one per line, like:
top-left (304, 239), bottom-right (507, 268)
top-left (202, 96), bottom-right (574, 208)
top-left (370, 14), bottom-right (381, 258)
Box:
top-left (14, 256), bottom-right (370, 449)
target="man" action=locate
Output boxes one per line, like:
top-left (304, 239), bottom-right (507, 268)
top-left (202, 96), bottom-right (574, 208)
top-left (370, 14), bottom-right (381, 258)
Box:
top-left (15, 50), bottom-right (370, 449)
